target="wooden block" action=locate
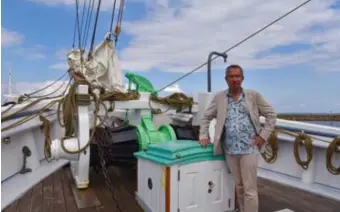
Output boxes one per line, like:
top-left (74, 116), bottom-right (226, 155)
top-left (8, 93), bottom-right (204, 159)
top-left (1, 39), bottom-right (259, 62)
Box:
top-left (70, 183), bottom-right (101, 209)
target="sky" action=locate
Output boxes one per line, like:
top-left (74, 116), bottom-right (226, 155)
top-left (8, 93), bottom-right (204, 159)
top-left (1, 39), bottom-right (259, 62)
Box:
top-left (1, 0), bottom-right (340, 113)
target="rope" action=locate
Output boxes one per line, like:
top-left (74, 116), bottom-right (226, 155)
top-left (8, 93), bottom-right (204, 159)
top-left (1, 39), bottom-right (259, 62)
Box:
top-left (156, 0), bottom-right (313, 93)
top-left (1, 100), bottom-right (60, 132)
top-left (39, 114), bottom-right (53, 162)
top-left (75, 0), bottom-right (82, 49)
top-left (82, 0), bottom-right (95, 49)
top-left (108, 0), bottom-right (117, 40)
top-left (88, 0), bottom-right (102, 59)
top-left (261, 131), bottom-right (279, 163)
top-left (326, 137), bottom-right (340, 175)
top-left (149, 92), bottom-right (195, 114)
top-left (16, 70), bottom-right (69, 103)
top-left (293, 132), bottom-right (313, 170)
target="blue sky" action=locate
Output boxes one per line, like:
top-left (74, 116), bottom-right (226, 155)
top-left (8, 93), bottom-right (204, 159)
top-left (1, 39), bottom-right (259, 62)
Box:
top-left (2, 0), bottom-right (340, 113)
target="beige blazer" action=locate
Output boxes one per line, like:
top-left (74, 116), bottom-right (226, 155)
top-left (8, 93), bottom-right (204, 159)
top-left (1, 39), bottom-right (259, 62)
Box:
top-left (199, 89), bottom-right (277, 155)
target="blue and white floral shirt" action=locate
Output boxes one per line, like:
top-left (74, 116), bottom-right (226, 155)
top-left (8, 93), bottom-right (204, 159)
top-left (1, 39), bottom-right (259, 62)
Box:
top-left (224, 92), bottom-right (258, 155)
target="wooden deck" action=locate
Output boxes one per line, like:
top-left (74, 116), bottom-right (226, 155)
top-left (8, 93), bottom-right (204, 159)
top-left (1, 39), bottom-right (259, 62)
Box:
top-left (3, 164), bottom-right (340, 212)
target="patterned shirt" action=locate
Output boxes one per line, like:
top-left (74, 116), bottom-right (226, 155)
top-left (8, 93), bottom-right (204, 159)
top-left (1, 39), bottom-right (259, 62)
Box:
top-left (224, 92), bottom-right (258, 155)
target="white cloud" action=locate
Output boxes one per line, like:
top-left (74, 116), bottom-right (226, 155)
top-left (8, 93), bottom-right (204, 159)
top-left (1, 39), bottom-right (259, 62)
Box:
top-left (1, 27), bottom-right (24, 47)
top-left (2, 80), bottom-right (70, 99)
top-left (55, 48), bottom-right (70, 60)
top-left (28, 0), bottom-right (124, 11)
top-left (49, 62), bottom-right (69, 70)
top-left (163, 83), bottom-right (183, 93)
top-left (10, 45), bottom-right (46, 60)
top-left (120, 0), bottom-right (340, 73)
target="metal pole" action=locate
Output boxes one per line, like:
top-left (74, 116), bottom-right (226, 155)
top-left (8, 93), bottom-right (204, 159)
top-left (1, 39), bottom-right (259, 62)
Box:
top-left (207, 51), bottom-right (228, 92)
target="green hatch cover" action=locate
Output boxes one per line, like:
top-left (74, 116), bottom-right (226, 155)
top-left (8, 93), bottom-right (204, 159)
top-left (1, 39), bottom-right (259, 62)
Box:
top-left (134, 140), bottom-right (225, 166)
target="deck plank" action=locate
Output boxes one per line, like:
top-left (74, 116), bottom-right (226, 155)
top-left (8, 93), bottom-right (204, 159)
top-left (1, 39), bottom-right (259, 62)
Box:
top-left (29, 182), bottom-right (43, 212)
top-left (2, 200), bottom-right (19, 212)
top-left (66, 169), bottom-right (101, 209)
top-left (61, 167), bottom-right (78, 212)
top-left (3, 165), bottom-right (340, 212)
top-left (42, 174), bottom-right (54, 212)
top-left (16, 187), bottom-right (32, 212)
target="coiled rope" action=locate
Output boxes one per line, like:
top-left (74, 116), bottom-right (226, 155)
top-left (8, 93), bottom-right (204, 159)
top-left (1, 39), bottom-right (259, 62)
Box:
top-left (293, 133), bottom-right (313, 170)
top-left (262, 128), bottom-right (340, 175)
top-left (326, 137), bottom-right (340, 175)
top-left (261, 131), bottom-right (279, 163)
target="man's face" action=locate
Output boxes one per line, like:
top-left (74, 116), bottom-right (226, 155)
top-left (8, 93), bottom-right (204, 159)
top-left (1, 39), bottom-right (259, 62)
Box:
top-left (225, 67), bottom-right (244, 90)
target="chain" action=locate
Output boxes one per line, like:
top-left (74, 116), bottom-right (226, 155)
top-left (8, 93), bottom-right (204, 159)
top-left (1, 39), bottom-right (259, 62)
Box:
top-left (95, 127), bottom-right (123, 212)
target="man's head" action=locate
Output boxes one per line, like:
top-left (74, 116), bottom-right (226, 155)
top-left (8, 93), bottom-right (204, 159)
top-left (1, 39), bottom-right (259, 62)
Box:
top-left (225, 64), bottom-right (244, 91)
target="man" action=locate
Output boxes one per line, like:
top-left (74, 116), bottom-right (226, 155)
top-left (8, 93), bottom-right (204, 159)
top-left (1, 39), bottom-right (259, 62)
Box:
top-left (199, 64), bottom-right (276, 212)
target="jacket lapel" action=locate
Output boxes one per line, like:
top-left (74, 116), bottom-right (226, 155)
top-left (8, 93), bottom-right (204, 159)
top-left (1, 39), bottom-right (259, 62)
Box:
top-left (220, 89), bottom-right (229, 121)
top-left (244, 91), bottom-right (258, 130)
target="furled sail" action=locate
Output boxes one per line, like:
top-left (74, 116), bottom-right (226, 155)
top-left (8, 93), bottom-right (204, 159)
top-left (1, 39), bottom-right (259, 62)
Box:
top-left (67, 33), bottom-right (124, 92)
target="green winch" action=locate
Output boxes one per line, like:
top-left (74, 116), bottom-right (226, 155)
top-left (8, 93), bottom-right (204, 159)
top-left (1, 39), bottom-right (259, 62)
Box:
top-left (136, 115), bottom-right (177, 151)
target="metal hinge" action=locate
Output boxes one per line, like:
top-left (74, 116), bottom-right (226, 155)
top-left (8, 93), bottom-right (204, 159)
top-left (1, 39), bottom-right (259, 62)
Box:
top-left (228, 198), bottom-right (231, 208)
top-left (177, 170), bottom-right (180, 181)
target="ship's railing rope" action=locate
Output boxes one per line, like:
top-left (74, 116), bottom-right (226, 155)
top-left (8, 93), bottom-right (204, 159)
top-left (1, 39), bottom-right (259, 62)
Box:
top-left (16, 70), bottom-right (69, 103)
top-left (1, 77), bottom-right (73, 123)
top-left (261, 128), bottom-right (340, 175)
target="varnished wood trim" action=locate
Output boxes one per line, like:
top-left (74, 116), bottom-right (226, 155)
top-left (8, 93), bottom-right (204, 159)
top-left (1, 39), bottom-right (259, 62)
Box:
top-left (165, 167), bottom-right (171, 212)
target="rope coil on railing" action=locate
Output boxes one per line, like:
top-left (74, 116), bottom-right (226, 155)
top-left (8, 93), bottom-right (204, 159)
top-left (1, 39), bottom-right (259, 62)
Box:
top-left (293, 132), bottom-right (313, 170)
top-left (326, 137), bottom-right (340, 175)
top-left (261, 128), bottom-right (340, 175)
top-left (261, 131), bottom-right (279, 163)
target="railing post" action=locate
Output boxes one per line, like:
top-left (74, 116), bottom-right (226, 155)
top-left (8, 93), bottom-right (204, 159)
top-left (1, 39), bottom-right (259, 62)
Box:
top-left (70, 84), bottom-right (90, 189)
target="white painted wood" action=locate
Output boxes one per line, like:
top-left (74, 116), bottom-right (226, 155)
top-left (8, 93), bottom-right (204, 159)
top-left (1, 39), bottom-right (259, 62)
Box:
top-left (178, 162), bottom-right (206, 212)
top-left (136, 158), bottom-right (166, 212)
top-left (1, 128), bottom-right (40, 181)
top-left (136, 158), bottom-right (235, 212)
top-left (169, 165), bottom-right (179, 212)
top-left (207, 160), bottom-right (235, 211)
top-left (178, 160), bottom-right (234, 212)
top-left (258, 168), bottom-right (340, 201)
top-left (70, 84), bottom-right (91, 189)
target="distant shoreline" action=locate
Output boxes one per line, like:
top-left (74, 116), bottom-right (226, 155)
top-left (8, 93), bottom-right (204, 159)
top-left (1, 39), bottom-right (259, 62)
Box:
top-left (277, 113), bottom-right (340, 121)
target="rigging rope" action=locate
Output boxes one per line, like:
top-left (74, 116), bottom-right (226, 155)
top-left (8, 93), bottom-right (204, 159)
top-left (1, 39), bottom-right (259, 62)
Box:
top-left (16, 70), bottom-right (69, 103)
top-left (88, 0), bottom-right (102, 59)
top-left (82, 0), bottom-right (95, 49)
top-left (75, 0), bottom-right (82, 49)
top-left (156, 0), bottom-right (313, 93)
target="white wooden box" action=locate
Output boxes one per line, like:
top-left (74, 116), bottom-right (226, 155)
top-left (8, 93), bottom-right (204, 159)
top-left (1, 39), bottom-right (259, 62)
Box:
top-left (134, 140), bottom-right (236, 212)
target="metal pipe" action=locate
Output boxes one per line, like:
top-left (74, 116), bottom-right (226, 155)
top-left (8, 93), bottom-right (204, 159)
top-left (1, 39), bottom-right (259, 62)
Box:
top-left (207, 51), bottom-right (228, 92)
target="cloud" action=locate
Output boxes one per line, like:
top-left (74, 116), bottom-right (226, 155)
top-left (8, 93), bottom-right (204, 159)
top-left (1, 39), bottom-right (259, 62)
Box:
top-left (163, 84), bottom-right (182, 93)
top-left (1, 27), bottom-right (24, 47)
top-left (120, 0), bottom-right (340, 73)
top-left (49, 62), bottom-right (69, 70)
top-left (48, 48), bottom-right (72, 71)
top-left (55, 48), bottom-right (70, 60)
top-left (28, 0), bottom-right (125, 11)
top-left (2, 80), bottom-right (70, 100)
top-left (11, 45), bottom-right (46, 60)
